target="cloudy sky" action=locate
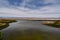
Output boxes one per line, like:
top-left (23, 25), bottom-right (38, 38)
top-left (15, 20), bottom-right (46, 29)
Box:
top-left (0, 0), bottom-right (60, 18)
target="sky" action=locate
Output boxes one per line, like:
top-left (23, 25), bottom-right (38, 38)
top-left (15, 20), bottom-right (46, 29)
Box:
top-left (0, 0), bottom-right (60, 18)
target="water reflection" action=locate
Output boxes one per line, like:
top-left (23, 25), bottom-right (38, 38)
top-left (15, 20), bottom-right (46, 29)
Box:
top-left (2, 20), bottom-right (60, 40)
top-left (2, 20), bottom-right (60, 33)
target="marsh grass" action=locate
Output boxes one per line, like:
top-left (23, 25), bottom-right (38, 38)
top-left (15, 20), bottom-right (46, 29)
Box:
top-left (43, 20), bottom-right (60, 28)
top-left (45, 24), bottom-right (60, 28)
top-left (0, 32), bottom-right (2, 40)
top-left (0, 19), bottom-right (17, 30)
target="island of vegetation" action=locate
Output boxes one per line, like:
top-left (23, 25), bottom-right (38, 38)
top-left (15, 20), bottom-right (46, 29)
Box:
top-left (42, 20), bottom-right (60, 28)
top-left (0, 19), bottom-right (17, 30)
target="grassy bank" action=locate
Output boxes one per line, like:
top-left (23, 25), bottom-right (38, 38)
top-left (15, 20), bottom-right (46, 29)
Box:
top-left (0, 19), bottom-right (16, 23)
top-left (0, 19), bottom-right (17, 30)
top-left (0, 23), bottom-right (9, 30)
top-left (0, 32), bottom-right (2, 40)
top-left (43, 20), bottom-right (60, 28)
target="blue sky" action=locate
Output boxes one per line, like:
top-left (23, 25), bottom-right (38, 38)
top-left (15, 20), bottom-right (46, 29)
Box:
top-left (0, 0), bottom-right (60, 18)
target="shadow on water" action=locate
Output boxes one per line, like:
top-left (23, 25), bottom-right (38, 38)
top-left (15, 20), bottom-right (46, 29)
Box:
top-left (1, 20), bottom-right (60, 40)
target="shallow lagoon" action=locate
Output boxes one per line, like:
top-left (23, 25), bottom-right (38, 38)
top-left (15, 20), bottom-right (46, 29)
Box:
top-left (2, 20), bottom-right (60, 40)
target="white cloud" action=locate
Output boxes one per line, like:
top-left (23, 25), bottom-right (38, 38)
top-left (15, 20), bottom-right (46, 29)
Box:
top-left (0, 0), bottom-right (60, 18)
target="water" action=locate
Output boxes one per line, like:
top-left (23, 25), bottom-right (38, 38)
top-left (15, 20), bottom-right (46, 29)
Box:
top-left (1, 20), bottom-right (60, 40)
top-left (2, 20), bottom-right (60, 33)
